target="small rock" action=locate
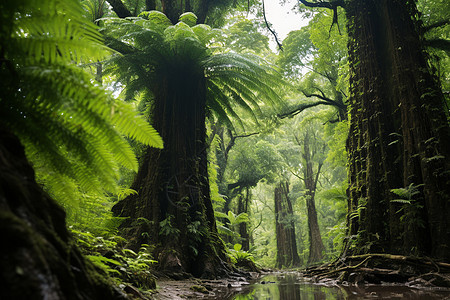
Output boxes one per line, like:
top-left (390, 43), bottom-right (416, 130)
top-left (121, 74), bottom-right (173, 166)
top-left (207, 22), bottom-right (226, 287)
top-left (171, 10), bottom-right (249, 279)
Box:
top-left (190, 285), bottom-right (208, 294)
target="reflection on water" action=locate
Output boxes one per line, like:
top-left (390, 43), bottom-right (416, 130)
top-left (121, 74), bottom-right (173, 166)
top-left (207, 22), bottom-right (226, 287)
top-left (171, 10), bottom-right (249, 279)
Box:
top-left (228, 273), bottom-right (450, 300)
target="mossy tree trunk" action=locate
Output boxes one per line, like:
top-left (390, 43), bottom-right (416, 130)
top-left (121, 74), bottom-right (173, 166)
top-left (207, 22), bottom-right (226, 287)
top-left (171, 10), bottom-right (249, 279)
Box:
top-left (275, 182), bottom-right (301, 268)
top-left (345, 0), bottom-right (450, 260)
top-left (0, 129), bottom-right (123, 299)
top-left (112, 67), bottom-right (229, 277)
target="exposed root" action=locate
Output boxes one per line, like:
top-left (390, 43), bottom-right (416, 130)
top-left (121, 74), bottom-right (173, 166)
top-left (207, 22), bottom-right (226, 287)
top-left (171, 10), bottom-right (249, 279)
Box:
top-left (303, 254), bottom-right (450, 288)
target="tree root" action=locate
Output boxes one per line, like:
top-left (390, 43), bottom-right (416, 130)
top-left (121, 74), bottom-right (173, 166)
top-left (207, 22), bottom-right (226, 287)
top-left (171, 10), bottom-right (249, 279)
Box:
top-left (303, 254), bottom-right (450, 288)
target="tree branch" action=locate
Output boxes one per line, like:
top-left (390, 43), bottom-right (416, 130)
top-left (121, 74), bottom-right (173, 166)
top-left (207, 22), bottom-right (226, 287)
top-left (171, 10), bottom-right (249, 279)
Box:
top-left (302, 91), bottom-right (334, 103)
top-left (262, 0), bottom-right (283, 51)
top-left (298, 0), bottom-right (345, 35)
top-left (278, 101), bottom-right (331, 119)
top-left (224, 130), bottom-right (259, 161)
top-left (228, 180), bottom-right (245, 191)
top-left (235, 132), bottom-right (260, 139)
top-left (304, 65), bottom-right (334, 82)
top-left (289, 169), bottom-right (305, 181)
top-left (298, 0), bottom-right (344, 9)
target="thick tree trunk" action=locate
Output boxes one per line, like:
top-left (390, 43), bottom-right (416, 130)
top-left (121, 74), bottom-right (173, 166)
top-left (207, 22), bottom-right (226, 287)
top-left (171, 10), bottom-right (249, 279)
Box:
top-left (196, 0), bottom-right (210, 24)
top-left (0, 129), bottom-right (124, 299)
top-left (161, 0), bottom-right (182, 24)
top-left (274, 182), bottom-right (301, 268)
top-left (345, 0), bottom-right (450, 261)
top-left (112, 70), bottom-right (229, 277)
top-left (106, 0), bottom-right (132, 17)
top-left (145, 0), bottom-right (156, 11)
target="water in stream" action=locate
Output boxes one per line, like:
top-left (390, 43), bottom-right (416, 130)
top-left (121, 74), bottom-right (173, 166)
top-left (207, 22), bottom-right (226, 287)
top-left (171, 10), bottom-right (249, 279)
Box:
top-left (224, 273), bottom-right (450, 300)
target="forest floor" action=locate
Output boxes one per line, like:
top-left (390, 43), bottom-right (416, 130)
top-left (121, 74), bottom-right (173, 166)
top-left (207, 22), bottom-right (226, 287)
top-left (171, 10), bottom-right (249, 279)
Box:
top-left (153, 274), bottom-right (257, 299)
top-left (122, 254), bottom-right (450, 299)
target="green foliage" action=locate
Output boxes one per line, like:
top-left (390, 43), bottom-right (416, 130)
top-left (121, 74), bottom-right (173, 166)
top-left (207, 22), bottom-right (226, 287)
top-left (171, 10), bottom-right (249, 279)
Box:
top-left (391, 183), bottom-right (426, 231)
top-left (159, 215), bottom-right (180, 240)
top-left (101, 11), bottom-right (283, 131)
top-left (0, 0), bottom-right (163, 203)
top-left (227, 138), bottom-right (283, 189)
top-left (72, 229), bottom-right (157, 289)
top-left (228, 243), bottom-right (255, 264)
top-left (391, 183), bottom-right (423, 203)
top-left (219, 15), bottom-right (271, 54)
top-left (417, 0), bottom-right (449, 94)
top-left (277, 9), bottom-right (348, 121)
top-left (215, 210), bottom-right (250, 240)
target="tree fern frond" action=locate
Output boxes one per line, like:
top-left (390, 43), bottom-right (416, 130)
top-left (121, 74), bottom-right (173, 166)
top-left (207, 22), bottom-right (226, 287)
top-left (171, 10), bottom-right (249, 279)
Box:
top-left (191, 24), bottom-right (221, 46)
top-left (207, 82), bottom-right (245, 130)
top-left (12, 3), bottom-right (111, 64)
top-left (138, 10), bottom-right (172, 27)
top-left (178, 12), bottom-right (197, 27)
top-left (111, 102), bottom-right (163, 148)
top-left (211, 73), bottom-right (263, 110)
top-left (206, 96), bottom-right (235, 131)
top-left (221, 85), bottom-right (260, 125)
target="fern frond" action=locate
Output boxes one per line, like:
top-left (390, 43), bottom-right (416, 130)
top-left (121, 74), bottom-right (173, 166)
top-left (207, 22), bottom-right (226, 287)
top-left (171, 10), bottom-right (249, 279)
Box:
top-left (207, 82), bottom-right (244, 130)
top-left (11, 1), bottom-right (111, 64)
top-left (111, 102), bottom-right (163, 148)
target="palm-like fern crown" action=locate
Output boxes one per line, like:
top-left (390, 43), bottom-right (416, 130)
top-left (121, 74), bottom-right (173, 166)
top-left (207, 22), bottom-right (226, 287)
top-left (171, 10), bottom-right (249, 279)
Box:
top-left (0, 0), bottom-right (163, 196)
top-left (102, 11), bottom-right (283, 131)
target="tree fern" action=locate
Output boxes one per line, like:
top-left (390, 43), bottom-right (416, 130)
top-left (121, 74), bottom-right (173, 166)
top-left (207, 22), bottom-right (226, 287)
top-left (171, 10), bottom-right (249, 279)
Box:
top-left (101, 11), bottom-right (284, 130)
top-left (0, 0), bottom-right (163, 198)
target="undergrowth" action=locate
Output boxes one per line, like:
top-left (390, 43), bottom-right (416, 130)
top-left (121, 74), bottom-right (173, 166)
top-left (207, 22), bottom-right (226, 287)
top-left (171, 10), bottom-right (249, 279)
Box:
top-left (71, 228), bottom-right (157, 290)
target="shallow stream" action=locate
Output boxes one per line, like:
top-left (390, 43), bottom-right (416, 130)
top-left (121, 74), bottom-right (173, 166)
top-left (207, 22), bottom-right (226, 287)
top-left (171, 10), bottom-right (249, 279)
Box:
top-left (217, 272), bottom-right (450, 299)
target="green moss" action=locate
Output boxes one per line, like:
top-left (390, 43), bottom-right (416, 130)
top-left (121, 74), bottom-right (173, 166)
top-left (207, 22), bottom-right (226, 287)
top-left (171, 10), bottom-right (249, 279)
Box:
top-left (190, 285), bottom-right (208, 293)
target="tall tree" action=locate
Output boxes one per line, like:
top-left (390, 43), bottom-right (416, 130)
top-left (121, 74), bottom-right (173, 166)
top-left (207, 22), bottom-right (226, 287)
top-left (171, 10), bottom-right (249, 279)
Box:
top-left (274, 181), bottom-right (301, 268)
top-left (299, 129), bottom-right (326, 263)
top-left (103, 12), bottom-right (282, 276)
top-left (299, 0), bottom-right (450, 261)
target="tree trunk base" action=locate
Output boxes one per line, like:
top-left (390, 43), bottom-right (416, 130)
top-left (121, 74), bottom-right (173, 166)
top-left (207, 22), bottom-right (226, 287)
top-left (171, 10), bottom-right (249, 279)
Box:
top-left (0, 129), bottom-right (125, 299)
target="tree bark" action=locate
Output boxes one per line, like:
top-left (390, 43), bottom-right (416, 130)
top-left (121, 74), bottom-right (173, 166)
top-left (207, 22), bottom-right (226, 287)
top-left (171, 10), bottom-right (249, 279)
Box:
top-left (0, 129), bottom-right (124, 299)
top-left (112, 65), bottom-right (229, 278)
top-left (106, 0), bottom-right (133, 17)
top-left (146, 0), bottom-right (156, 11)
top-left (161, 0), bottom-right (182, 24)
top-left (237, 188), bottom-right (250, 251)
top-left (302, 131), bottom-right (326, 263)
top-left (274, 182), bottom-right (301, 268)
top-left (196, 0), bottom-right (210, 24)
top-left (344, 0), bottom-right (450, 260)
